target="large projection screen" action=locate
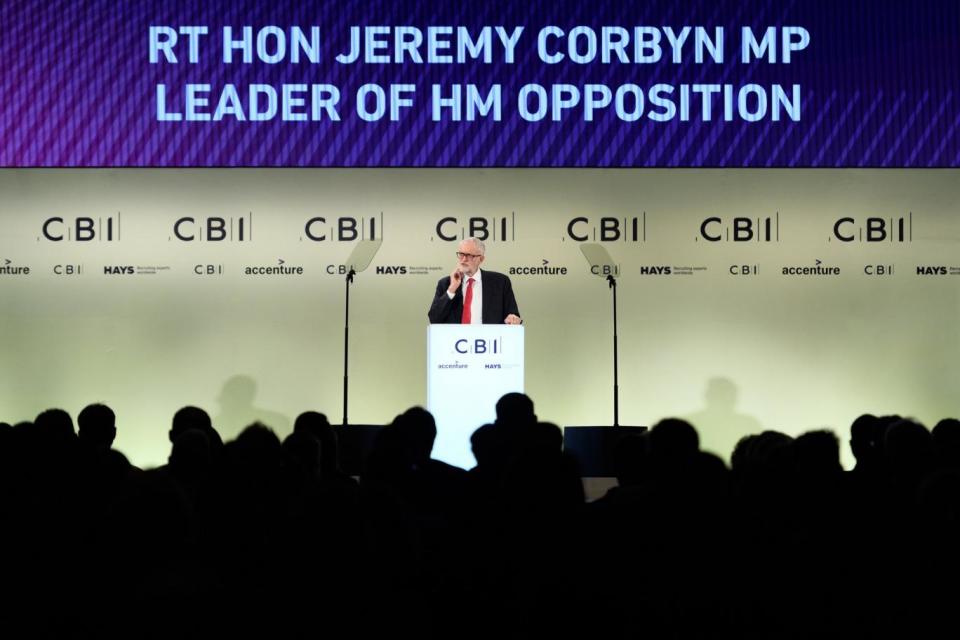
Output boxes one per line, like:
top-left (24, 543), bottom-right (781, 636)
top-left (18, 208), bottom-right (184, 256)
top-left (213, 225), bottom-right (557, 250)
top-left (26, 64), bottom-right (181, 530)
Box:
top-left (1, 169), bottom-right (957, 469)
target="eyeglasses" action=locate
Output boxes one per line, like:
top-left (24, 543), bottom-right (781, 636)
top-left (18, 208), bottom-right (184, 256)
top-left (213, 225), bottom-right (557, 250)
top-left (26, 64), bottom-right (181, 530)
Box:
top-left (456, 252), bottom-right (483, 260)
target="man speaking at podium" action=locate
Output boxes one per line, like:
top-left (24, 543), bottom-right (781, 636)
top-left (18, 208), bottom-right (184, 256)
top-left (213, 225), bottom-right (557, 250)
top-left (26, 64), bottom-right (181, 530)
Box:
top-left (428, 237), bottom-right (522, 325)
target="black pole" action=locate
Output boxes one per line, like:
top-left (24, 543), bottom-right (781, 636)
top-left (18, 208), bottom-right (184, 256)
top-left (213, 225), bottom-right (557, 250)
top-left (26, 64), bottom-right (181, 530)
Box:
top-left (343, 267), bottom-right (355, 426)
top-left (608, 274), bottom-right (619, 427)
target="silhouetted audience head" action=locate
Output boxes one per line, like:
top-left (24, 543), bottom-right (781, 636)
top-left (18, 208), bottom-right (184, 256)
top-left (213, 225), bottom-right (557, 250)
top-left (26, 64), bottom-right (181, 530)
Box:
top-left (530, 421), bottom-right (563, 452)
top-left (649, 418), bottom-right (700, 468)
top-left (283, 430), bottom-right (322, 478)
top-left (229, 422), bottom-right (283, 471)
top-left (932, 418), bottom-right (960, 469)
top-left (34, 408), bottom-right (76, 447)
top-left (794, 429), bottom-right (842, 476)
top-left (850, 413), bottom-right (883, 470)
top-left (495, 392), bottom-right (536, 427)
top-left (171, 405), bottom-right (223, 450)
top-left (77, 403), bottom-right (117, 451)
top-left (731, 430), bottom-right (794, 474)
top-left (169, 428), bottom-right (213, 474)
top-left (393, 407), bottom-right (437, 464)
top-left (294, 410), bottom-right (339, 474)
top-left (884, 418), bottom-right (933, 482)
top-left (470, 422), bottom-right (499, 468)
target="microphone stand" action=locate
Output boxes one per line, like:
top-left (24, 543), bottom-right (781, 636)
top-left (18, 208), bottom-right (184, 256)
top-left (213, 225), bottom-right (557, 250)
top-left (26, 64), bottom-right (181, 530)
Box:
top-left (342, 266), bottom-right (356, 426)
top-left (607, 274), bottom-right (620, 428)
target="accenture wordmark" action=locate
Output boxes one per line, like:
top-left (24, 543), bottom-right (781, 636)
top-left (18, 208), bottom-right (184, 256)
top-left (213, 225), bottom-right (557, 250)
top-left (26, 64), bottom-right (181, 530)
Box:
top-left (0, 259), bottom-right (30, 275)
top-left (509, 260), bottom-right (567, 276)
top-left (782, 260), bottom-right (839, 276)
top-left (244, 259), bottom-right (304, 276)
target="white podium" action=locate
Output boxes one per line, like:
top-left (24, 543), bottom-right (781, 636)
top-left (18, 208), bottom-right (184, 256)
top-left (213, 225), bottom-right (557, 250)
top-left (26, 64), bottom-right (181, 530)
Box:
top-left (427, 325), bottom-right (524, 469)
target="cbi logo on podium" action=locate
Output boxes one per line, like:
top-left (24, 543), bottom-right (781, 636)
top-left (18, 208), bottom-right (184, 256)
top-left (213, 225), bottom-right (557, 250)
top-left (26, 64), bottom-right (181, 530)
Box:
top-left (39, 215), bottom-right (120, 242)
top-left (455, 338), bottom-right (501, 355)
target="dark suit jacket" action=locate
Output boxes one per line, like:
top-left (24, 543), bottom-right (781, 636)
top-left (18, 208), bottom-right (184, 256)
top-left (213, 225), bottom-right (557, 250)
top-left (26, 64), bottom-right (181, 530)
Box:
top-left (427, 270), bottom-right (521, 324)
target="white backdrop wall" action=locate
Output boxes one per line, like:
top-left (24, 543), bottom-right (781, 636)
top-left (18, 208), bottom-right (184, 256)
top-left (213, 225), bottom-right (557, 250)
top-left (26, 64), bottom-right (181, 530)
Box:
top-left (1, 169), bottom-right (957, 469)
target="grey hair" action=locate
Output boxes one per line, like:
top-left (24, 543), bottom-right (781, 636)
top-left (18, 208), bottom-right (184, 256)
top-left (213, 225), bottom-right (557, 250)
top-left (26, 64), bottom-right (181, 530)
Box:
top-left (464, 237), bottom-right (486, 255)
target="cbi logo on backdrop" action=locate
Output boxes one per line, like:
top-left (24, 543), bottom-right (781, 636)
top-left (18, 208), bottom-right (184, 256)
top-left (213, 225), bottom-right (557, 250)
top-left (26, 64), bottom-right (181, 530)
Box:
top-left (591, 264), bottom-right (620, 276)
top-left (830, 214), bottom-right (912, 243)
top-left (0, 258), bottom-right (31, 275)
top-left (729, 265), bottom-right (759, 276)
top-left (194, 264), bottom-right (223, 276)
top-left (54, 264), bottom-right (84, 275)
top-left (564, 214), bottom-right (645, 242)
top-left (432, 213), bottom-right (516, 242)
top-left (302, 213), bottom-right (382, 242)
top-left (864, 265), bottom-right (895, 276)
top-left (171, 214), bottom-right (252, 242)
top-left (697, 214), bottom-right (779, 242)
top-left (39, 215), bottom-right (120, 242)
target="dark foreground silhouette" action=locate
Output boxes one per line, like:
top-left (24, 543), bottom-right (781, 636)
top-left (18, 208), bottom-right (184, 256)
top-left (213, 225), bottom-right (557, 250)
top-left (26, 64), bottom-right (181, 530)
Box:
top-left (2, 402), bottom-right (959, 639)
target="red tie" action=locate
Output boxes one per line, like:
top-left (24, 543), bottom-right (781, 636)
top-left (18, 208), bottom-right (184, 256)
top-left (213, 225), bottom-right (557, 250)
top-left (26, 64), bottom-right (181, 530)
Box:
top-left (461, 277), bottom-right (475, 324)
